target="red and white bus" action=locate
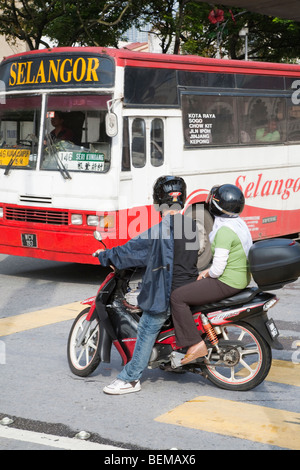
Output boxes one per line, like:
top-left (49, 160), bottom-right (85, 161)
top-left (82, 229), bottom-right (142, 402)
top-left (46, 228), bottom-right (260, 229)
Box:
top-left (0, 47), bottom-right (300, 267)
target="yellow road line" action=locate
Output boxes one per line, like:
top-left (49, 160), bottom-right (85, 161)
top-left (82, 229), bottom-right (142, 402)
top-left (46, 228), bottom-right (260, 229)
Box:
top-left (0, 302), bottom-right (83, 337)
top-left (268, 359), bottom-right (300, 387)
top-left (237, 359), bottom-right (300, 387)
top-left (155, 396), bottom-right (300, 450)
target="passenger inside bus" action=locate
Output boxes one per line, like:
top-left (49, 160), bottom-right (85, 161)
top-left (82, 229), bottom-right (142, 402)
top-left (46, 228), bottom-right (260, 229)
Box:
top-left (255, 118), bottom-right (281, 142)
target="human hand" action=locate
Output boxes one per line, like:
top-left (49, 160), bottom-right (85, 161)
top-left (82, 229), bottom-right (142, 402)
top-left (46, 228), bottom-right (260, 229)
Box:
top-left (92, 248), bottom-right (105, 257)
top-left (197, 269), bottom-right (210, 280)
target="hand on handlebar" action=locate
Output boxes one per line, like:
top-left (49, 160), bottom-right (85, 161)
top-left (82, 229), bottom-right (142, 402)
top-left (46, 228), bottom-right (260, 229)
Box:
top-left (92, 249), bottom-right (115, 272)
top-left (92, 248), bottom-right (105, 257)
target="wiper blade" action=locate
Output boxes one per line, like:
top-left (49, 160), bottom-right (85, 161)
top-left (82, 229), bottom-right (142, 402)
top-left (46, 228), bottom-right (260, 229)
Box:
top-left (45, 133), bottom-right (72, 180)
top-left (4, 154), bottom-right (17, 175)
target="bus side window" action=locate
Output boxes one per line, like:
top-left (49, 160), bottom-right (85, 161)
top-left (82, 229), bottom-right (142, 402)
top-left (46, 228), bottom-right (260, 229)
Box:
top-left (151, 118), bottom-right (164, 167)
top-left (238, 96), bottom-right (285, 143)
top-left (122, 117), bottom-right (130, 171)
top-left (132, 118), bottom-right (146, 168)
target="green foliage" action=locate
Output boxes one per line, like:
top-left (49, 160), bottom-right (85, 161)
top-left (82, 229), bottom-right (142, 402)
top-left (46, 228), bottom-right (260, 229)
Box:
top-left (0, 0), bottom-right (300, 62)
top-left (0, 0), bottom-right (139, 49)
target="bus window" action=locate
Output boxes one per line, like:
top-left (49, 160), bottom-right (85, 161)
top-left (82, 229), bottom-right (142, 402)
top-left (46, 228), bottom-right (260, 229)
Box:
top-left (151, 118), bottom-right (164, 167)
top-left (287, 99), bottom-right (300, 141)
top-left (0, 95), bottom-right (41, 170)
top-left (238, 96), bottom-right (285, 143)
top-left (41, 94), bottom-right (112, 173)
top-left (182, 94), bottom-right (238, 147)
top-left (122, 117), bottom-right (130, 171)
top-left (131, 118), bottom-right (146, 168)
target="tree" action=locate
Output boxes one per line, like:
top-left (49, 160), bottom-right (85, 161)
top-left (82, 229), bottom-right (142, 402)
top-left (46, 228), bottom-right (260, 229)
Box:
top-left (45, 0), bottom-right (141, 47)
top-left (0, 0), bottom-right (139, 50)
top-left (137, 0), bottom-right (199, 54)
top-left (1, 0), bottom-right (300, 62)
top-left (136, 1), bottom-right (300, 62)
top-left (182, 4), bottom-right (300, 62)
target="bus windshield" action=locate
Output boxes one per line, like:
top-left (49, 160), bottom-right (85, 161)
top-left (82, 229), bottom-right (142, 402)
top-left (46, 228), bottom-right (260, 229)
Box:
top-left (42, 94), bottom-right (112, 173)
top-left (0, 95), bottom-right (41, 170)
top-left (0, 93), bottom-right (112, 173)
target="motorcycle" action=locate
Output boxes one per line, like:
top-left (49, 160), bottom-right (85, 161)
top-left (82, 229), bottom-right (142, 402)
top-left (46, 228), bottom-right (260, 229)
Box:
top-left (66, 232), bottom-right (292, 392)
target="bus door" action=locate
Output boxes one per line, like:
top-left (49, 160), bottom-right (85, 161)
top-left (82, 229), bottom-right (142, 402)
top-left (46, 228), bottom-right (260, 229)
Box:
top-left (124, 116), bottom-right (168, 210)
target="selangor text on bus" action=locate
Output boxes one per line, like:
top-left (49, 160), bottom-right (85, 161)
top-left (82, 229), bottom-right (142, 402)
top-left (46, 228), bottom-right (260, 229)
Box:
top-left (0, 46), bottom-right (299, 268)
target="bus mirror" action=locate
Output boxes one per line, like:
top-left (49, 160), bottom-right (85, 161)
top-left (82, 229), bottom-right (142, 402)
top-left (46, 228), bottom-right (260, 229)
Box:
top-left (105, 111), bottom-right (118, 137)
top-left (94, 230), bottom-right (102, 241)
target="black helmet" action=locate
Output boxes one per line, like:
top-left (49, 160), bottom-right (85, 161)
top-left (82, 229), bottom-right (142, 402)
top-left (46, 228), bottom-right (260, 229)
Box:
top-left (153, 175), bottom-right (186, 209)
top-left (207, 184), bottom-right (245, 218)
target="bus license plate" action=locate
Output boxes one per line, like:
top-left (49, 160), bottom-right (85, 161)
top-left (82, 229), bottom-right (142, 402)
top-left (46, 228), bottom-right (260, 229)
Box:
top-left (266, 318), bottom-right (279, 339)
top-left (21, 234), bottom-right (38, 248)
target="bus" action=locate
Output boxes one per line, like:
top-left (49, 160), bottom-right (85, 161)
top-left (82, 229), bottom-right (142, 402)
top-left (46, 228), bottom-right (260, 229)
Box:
top-left (0, 47), bottom-right (300, 268)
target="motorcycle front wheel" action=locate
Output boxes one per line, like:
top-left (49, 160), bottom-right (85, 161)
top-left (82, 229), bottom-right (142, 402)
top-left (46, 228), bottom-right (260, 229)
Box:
top-left (202, 322), bottom-right (272, 391)
top-left (67, 308), bottom-right (101, 377)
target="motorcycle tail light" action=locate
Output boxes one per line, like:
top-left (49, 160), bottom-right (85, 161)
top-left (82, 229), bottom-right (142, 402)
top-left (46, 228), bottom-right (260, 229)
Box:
top-left (263, 297), bottom-right (278, 311)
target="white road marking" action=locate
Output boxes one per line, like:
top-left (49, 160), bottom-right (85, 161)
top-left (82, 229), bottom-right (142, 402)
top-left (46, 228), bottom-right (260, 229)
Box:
top-left (0, 425), bottom-right (125, 450)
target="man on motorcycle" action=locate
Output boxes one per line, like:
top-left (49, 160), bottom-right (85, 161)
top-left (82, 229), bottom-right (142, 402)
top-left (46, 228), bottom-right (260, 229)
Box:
top-left (95, 175), bottom-right (200, 394)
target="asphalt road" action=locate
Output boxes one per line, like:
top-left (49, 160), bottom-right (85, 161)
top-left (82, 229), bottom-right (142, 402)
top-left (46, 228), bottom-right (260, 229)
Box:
top-left (0, 254), bottom-right (300, 452)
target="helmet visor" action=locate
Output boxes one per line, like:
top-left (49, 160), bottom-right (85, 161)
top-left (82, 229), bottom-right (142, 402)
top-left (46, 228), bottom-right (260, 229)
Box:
top-left (206, 185), bottom-right (220, 204)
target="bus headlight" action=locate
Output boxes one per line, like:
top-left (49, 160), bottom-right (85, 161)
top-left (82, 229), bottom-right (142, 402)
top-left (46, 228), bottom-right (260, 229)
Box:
top-left (87, 215), bottom-right (100, 226)
top-left (0, 208), bottom-right (3, 218)
top-left (71, 214), bottom-right (83, 225)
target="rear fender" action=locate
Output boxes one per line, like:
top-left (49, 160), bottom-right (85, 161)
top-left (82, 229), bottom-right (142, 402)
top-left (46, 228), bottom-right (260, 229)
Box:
top-left (238, 312), bottom-right (283, 350)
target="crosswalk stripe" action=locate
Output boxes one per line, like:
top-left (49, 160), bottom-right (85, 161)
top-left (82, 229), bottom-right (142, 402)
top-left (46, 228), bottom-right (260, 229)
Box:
top-left (155, 395), bottom-right (300, 450)
top-left (0, 302), bottom-right (83, 337)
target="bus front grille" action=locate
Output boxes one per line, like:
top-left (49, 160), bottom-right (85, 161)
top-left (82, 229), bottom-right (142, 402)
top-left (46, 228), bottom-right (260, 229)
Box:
top-left (5, 206), bottom-right (69, 225)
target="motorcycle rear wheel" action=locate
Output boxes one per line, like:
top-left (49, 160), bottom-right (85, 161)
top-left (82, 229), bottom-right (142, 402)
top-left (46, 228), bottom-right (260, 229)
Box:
top-left (67, 308), bottom-right (101, 377)
top-left (202, 322), bottom-right (272, 391)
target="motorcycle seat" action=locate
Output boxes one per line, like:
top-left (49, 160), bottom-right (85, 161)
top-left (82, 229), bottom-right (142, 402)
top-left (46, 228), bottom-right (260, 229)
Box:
top-left (190, 287), bottom-right (261, 313)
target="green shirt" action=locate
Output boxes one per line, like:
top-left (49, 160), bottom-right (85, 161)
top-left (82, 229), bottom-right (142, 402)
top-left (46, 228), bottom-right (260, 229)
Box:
top-left (256, 128), bottom-right (280, 142)
top-left (211, 226), bottom-right (251, 289)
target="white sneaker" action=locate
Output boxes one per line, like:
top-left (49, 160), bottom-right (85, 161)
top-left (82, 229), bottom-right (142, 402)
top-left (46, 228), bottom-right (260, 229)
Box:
top-left (103, 378), bottom-right (141, 395)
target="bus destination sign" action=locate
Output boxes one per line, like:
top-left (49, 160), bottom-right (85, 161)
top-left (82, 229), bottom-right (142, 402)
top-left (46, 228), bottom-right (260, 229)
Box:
top-left (59, 151), bottom-right (105, 172)
top-left (0, 149), bottom-right (30, 167)
top-left (0, 52), bottom-right (115, 90)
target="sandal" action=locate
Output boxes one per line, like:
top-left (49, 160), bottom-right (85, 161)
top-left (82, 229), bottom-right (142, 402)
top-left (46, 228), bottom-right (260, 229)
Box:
top-left (181, 341), bottom-right (208, 365)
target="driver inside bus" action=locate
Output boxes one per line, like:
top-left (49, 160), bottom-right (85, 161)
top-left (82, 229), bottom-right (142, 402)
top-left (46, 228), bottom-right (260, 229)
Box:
top-left (50, 111), bottom-right (75, 143)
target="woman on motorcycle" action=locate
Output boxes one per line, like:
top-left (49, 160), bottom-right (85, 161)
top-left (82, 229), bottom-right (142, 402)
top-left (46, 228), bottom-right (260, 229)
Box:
top-left (96, 175), bottom-right (200, 394)
top-left (170, 184), bottom-right (253, 365)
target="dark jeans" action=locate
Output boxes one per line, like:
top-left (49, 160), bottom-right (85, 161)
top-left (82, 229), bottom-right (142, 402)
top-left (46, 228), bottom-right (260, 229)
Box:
top-left (170, 278), bottom-right (241, 348)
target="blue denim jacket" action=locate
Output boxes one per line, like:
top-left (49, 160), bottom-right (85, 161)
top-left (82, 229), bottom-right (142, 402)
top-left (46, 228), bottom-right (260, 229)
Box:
top-left (98, 215), bottom-right (174, 314)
